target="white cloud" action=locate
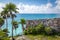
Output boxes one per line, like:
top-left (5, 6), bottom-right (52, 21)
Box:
top-left (17, 3), bottom-right (53, 13)
top-left (0, 0), bottom-right (60, 14)
top-left (55, 0), bottom-right (60, 12)
top-left (17, 0), bottom-right (60, 13)
top-left (0, 3), bottom-right (5, 12)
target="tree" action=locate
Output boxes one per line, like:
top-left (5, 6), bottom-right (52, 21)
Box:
top-left (4, 3), bottom-right (18, 40)
top-left (12, 21), bottom-right (18, 35)
top-left (0, 18), bottom-right (4, 29)
top-left (1, 8), bottom-right (9, 29)
top-left (19, 18), bottom-right (26, 31)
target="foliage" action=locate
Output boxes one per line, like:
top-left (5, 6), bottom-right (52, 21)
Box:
top-left (20, 18), bottom-right (26, 24)
top-left (12, 21), bottom-right (18, 29)
top-left (3, 29), bottom-right (8, 32)
top-left (45, 27), bottom-right (52, 35)
top-left (51, 29), bottom-right (58, 35)
top-left (35, 24), bottom-right (45, 34)
top-left (3, 29), bottom-right (9, 36)
top-left (27, 27), bottom-right (33, 34)
top-left (24, 30), bottom-right (28, 35)
top-left (1, 8), bottom-right (10, 19)
top-left (24, 24), bottom-right (45, 35)
top-left (31, 28), bottom-right (37, 35)
top-left (0, 18), bottom-right (4, 27)
top-left (0, 29), bottom-right (10, 40)
top-left (24, 23), bottom-right (59, 35)
top-left (19, 18), bottom-right (26, 31)
top-left (5, 3), bottom-right (18, 13)
top-left (24, 27), bottom-right (32, 35)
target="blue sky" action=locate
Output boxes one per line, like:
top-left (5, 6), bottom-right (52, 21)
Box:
top-left (0, 0), bottom-right (56, 6)
top-left (0, 0), bottom-right (60, 13)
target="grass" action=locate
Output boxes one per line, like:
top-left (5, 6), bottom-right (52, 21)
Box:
top-left (25, 35), bottom-right (60, 40)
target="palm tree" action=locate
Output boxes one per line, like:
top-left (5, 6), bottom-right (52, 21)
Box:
top-left (12, 21), bottom-right (18, 35)
top-left (1, 8), bottom-right (9, 29)
top-left (0, 18), bottom-right (4, 29)
top-left (4, 3), bottom-right (18, 40)
top-left (19, 19), bottom-right (26, 40)
top-left (19, 18), bottom-right (26, 31)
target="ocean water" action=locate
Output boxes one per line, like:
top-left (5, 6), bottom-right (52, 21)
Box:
top-left (2, 14), bottom-right (60, 36)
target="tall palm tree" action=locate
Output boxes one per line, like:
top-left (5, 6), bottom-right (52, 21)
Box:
top-left (12, 21), bottom-right (18, 35)
top-left (0, 18), bottom-right (4, 29)
top-left (1, 8), bottom-right (9, 29)
top-left (19, 18), bottom-right (26, 31)
top-left (4, 3), bottom-right (18, 40)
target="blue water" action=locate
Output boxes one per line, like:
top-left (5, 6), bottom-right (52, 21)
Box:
top-left (2, 14), bottom-right (60, 36)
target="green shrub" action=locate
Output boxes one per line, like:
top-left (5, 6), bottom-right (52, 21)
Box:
top-left (31, 28), bottom-right (37, 35)
top-left (24, 24), bottom-right (59, 36)
top-left (24, 24), bottom-right (45, 35)
top-left (35, 24), bottom-right (45, 34)
top-left (24, 27), bottom-right (33, 35)
top-left (57, 32), bottom-right (60, 36)
top-left (45, 27), bottom-right (52, 35)
top-left (0, 29), bottom-right (10, 40)
top-left (27, 27), bottom-right (32, 34)
top-left (24, 30), bottom-right (28, 35)
top-left (51, 29), bottom-right (58, 35)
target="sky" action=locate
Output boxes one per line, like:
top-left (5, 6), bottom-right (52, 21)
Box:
top-left (0, 0), bottom-right (60, 13)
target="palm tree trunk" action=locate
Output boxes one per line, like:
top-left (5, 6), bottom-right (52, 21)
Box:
top-left (15, 29), bottom-right (16, 36)
top-left (11, 17), bottom-right (14, 40)
top-left (10, 11), bottom-right (14, 40)
top-left (22, 24), bottom-right (24, 39)
top-left (12, 16), bottom-right (14, 40)
top-left (0, 26), bottom-right (1, 30)
top-left (6, 15), bottom-right (8, 29)
top-left (22, 24), bottom-right (24, 32)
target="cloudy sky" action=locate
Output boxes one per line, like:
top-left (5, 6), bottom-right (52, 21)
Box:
top-left (0, 0), bottom-right (60, 14)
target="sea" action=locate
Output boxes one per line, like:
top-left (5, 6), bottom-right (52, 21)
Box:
top-left (2, 14), bottom-right (60, 36)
